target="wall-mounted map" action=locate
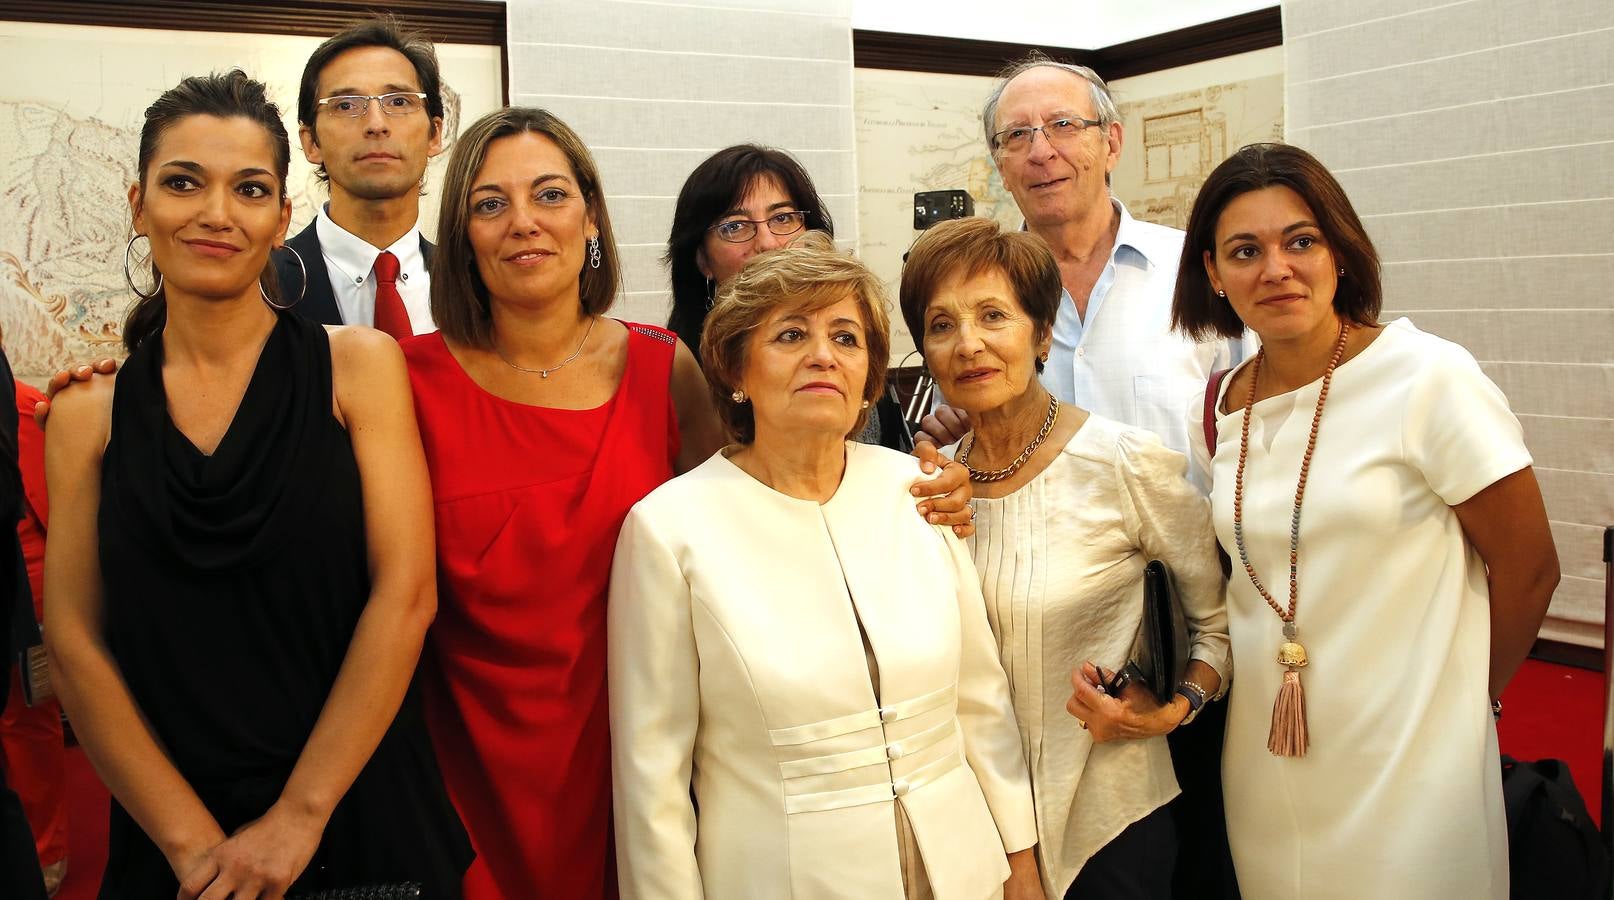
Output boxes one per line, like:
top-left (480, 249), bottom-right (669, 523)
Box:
top-left (1111, 75), bottom-right (1285, 229)
top-left (0, 21), bottom-right (502, 382)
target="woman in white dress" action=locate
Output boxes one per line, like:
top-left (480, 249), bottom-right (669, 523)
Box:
top-left (1171, 142), bottom-right (1559, 899)
top-left (898, 217), bottom-right (1230, 899)
top-left (608, 233), bottom-right (1041, 899)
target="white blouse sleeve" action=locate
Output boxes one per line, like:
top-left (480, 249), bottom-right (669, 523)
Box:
top-left (942, 525), bottom-right (1039, 853)
top-left (1401, 345), bottom-right (1533, 505)
top-left (607, 505), bottom-right (704, 899)
top-left (1112, 428), bottom-right (1232, 686)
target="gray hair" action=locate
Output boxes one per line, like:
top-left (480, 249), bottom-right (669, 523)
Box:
top-left (981, 54), bottom-right (1120, 152)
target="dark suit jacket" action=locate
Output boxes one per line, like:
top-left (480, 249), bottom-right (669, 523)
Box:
top-left (272, 221), bottom-right (435, 327)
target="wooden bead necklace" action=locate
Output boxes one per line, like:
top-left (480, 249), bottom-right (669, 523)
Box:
top-left (1231, 320), bottom-right (1350, 758)
top-left (958, 393), bottom-right (1059, 483)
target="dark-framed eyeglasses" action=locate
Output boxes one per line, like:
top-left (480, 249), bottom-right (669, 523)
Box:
top-left (992, 116), bottom-right (1104, 154)
top-left (316, 92), bottom-right (429, 118)
top-left (709, 210), bottom-right (810, 243)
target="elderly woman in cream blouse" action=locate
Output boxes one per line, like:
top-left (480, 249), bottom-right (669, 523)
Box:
top-left (900, 218), bottom-right (1229, 899)
top-left (608, 232), bottom-right (1040, 899)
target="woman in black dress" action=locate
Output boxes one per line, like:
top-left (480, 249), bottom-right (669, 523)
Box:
top-left (43, 71), bottom-right (470, 899)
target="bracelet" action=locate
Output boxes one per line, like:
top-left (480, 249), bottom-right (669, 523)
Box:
top-left (1174, 682), bottom-right (1207, 726)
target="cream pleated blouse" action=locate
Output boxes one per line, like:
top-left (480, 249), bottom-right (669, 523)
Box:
top-left (952, 414), bottom-right (1229, 897)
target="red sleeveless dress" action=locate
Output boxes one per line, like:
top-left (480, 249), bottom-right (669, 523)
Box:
top-left (403, 323), bottom-right (680, 899)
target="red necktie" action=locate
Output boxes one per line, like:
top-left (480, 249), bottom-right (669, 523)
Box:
top-left (371, 251), bottom-right (411, 340)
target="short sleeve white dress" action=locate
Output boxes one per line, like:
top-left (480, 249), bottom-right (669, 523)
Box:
top-left (1192, 319), bottom-right (1530, 899)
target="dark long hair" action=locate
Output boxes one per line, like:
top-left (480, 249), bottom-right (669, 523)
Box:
top-left (125, 69), bottom-right (291, 353)
top-left (1172, 142), bottom-right (1381, 341)
top-left (664, 144), bottom-right (834, 354)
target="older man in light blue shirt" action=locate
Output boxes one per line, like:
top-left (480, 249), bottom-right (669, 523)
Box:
top-left (919, 59), bottom-right (1247, 487)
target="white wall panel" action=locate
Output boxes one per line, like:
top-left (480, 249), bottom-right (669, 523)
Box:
top-left (1287, 0), bottom-right (1614, 646)
top-left (507, 0), bottom-right (857, 327)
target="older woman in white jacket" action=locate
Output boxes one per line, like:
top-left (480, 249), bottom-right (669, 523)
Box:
top-left (608, 233), bottom-right (1039, 899)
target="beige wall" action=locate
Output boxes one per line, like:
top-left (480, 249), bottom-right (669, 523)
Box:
top-left (505, 0), bottom-right (859, 328)
top-left (1284, 0), bottom-right (1614, 647)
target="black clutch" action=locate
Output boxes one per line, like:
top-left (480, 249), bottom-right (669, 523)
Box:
top-left (292, 884), bottom-right (422, 900)
top-left (1119, 559), bottom-right (1189, 705)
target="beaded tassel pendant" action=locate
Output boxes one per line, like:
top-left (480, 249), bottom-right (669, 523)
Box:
top-left (1232, 321), bottom-right (1350, 760)
top-left (1269, 622), bottom-right (1309, 756)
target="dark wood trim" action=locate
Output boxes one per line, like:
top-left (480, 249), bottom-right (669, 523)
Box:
top-left (1530, 638), bottom-right (1604, 672)
top-left (1094, 8), bottom-right (1283, 80)
top-left (852, 30), bottom-right (1093, 78)
top-left (853, 7), bottom-right (1281, 80)
top-left (2, 0), bottom-right (506, 46)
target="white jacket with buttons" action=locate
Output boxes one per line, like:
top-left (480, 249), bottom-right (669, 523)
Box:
top-left (608, 442), bottom-right (1037, 899)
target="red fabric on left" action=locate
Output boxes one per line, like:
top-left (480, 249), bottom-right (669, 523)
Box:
top-left (1, 381), bottom-right (68, 868)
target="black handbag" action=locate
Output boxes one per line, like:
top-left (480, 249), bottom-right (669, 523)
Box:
top-left (1119, 559), bottom-right (1189, 705)
top-left (293, 884), bottom-right (422, 900)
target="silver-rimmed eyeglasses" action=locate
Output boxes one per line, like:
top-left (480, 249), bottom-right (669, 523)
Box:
top-left (709, 210), bottom-right (810, 243)
top-left (992, 116), bottom-right (1103, 154)
top-left (316, 92), bottom-right (429, 118)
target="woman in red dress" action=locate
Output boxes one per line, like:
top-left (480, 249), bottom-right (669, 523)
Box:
top-left (402, 109), bottom-right (710, 899)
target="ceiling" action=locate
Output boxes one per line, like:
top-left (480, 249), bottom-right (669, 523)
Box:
top-left (849, 0), bottom-right (1275, 49)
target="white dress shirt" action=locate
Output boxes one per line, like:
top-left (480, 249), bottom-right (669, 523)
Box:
top-left (1039, 199), bottom-right (1250, 481)
top-left (314, 205), bottom-right (435, 334)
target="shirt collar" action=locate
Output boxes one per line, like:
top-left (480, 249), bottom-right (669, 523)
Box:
top-left (314, 203), bottom-right (424, 283)
top-left (1110, 197), bottom-right (1169, 270)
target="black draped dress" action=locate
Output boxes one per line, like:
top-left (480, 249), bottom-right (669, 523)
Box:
top-left (96, 312), bottom-right (471, 898)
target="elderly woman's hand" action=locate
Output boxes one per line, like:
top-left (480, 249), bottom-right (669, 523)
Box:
top-left (1064, 662), bottom-right (1189, 744)
top-left (911, 442), bottom-right (975, 537)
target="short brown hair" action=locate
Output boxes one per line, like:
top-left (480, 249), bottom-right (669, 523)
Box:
top-left (898, 217), bottom-right (1061, 372)
top-left (431, 107), bottom-right (620, 349)
top-left (701, 232), bottom-right (891, 444)
top-left (1173, 142), bottom-right (1381, 341)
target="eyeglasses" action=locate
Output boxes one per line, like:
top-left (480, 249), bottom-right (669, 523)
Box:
top-left (992, 117), bottom-right (1103, 154)
top-left (316, 92), bottom-right (429, 118)
top-left (709, 210), bottom-right (810, 243)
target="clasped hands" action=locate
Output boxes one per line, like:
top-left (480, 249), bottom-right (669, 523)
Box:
top-left (1065, 661), bottom-right (1189, 743)
top-left (171, 801), bottom-right (326, 900)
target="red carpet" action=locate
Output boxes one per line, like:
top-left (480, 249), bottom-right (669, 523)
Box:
top-left (1498, 658), bottom-right (1605, 825)
top-left (45, 660), bottom-right (1606, 899)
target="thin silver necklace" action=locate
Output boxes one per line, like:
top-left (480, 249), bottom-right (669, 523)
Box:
top-left (493, 315), bottom-right (596, 379)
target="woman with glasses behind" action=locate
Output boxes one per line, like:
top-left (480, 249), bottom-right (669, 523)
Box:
top-left (666, 144), bottom-right (920, 454)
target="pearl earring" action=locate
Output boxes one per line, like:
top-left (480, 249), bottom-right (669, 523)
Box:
top-left (730, 389), bottom-right (747, 403)
top-left (860, 400), bottom-right (870, 409)
top-left (1338, 267), bottom-right (1346, 276)
top-left (1216, 290), bottom-right (1227, 298)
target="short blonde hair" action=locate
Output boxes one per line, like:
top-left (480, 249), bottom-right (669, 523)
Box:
top-left (701, 232), bottom-right (891, 443)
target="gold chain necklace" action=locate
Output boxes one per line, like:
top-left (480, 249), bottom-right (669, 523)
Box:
top-left (958, 394), bottom-right (1059, 483)
top-left (1231, 320), bottom-right (1350, 758)
top-left (493, 315), bottom-right (596, 380)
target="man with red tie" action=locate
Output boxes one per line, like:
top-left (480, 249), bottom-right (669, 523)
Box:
top-left (274, 18), bottom-right (445, 339)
